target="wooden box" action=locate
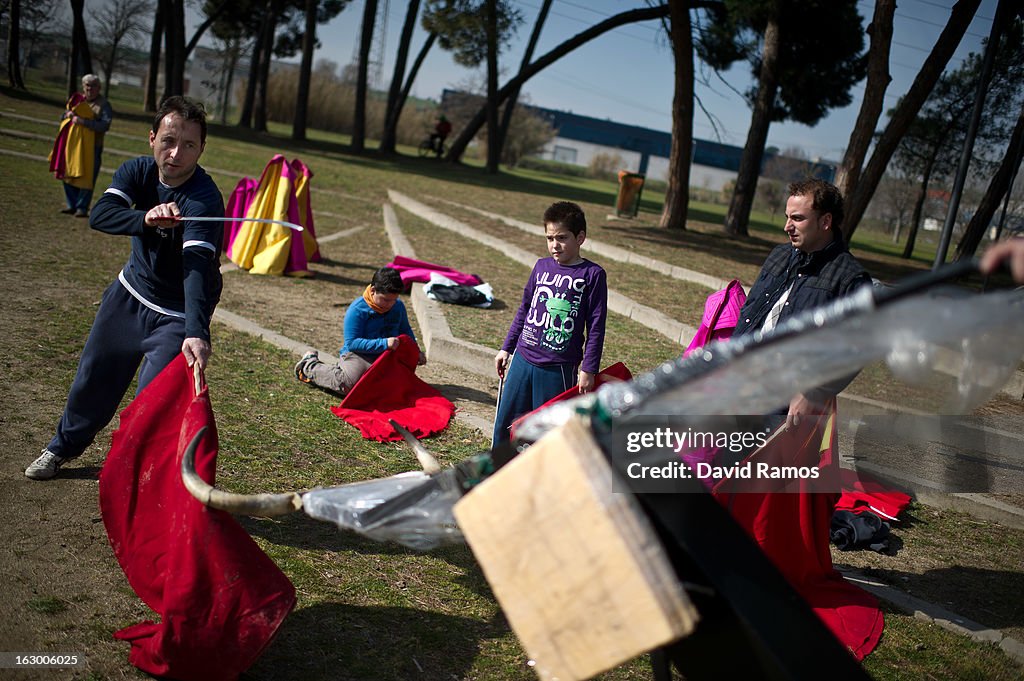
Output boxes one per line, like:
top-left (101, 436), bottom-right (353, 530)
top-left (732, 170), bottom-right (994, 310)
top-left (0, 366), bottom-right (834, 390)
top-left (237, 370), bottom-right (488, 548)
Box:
top-left (453, 417), bottom-right (698, 680)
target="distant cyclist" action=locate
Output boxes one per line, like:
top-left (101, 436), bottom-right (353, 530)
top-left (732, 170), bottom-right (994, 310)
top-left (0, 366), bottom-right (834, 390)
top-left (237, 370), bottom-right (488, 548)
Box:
top-left (429, 114), bottom-right (452, 157)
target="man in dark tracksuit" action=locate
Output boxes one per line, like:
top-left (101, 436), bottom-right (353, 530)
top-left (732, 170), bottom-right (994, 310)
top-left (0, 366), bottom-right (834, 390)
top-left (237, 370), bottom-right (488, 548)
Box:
top-left (732, 178), bottom-right (872, 428)
top-left (27, 96), bottom-right (223, 480)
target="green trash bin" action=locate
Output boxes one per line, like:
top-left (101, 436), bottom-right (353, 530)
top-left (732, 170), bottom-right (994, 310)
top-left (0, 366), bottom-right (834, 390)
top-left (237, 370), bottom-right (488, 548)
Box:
top-left (615, 171), bottom-right (645, 218)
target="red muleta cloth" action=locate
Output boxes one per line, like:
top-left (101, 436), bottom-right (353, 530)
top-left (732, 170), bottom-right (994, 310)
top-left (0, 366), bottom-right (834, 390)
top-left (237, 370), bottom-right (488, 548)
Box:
top-left (508, 362), bottom-right (632, 441)
top-left (99, 354), bottom-right (295, 681)
top-left (712, 406), bottom-right (884, 661)
top-left (331, 334), bottom-right (455, 441)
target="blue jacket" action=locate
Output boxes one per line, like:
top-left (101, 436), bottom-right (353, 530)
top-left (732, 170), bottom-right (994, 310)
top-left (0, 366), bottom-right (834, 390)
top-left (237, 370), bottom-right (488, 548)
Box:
top-left (733, 239), bottom-right (871, 338)
top-left (340, 297), bottom-right (417, 359)
top-left (733, 238), bottom-right (871, 407)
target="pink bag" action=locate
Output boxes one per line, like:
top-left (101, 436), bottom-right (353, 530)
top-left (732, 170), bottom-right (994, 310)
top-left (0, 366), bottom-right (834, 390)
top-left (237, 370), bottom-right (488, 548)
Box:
top-left (684, 279), bottom-right (747, 356)
top-left (681, 279), bottom-right (747, 485)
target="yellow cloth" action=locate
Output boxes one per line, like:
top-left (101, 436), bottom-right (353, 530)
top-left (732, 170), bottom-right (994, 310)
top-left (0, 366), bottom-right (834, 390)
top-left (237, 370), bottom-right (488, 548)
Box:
top-left (228, 158), bottom-right (298, 276)
top-left (50, 100), bottom-right (97, 190)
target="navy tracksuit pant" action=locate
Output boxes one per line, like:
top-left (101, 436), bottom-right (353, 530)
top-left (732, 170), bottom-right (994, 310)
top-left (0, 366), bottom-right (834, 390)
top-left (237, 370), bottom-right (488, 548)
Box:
top-left (48, 280), bottom-right (185, 459)
top-left (492, 353), bottom-right (576, 447)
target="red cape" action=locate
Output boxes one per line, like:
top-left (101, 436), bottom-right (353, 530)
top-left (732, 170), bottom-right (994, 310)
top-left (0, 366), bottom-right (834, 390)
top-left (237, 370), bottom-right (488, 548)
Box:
top-left (508, 362), bottom-right (632, 440)
top-left (331, 334), bottom-right (455, 441)
top-left (99, 355), bottom-right (295, 680)
top-left (713, 408), bottom-right (884, 661)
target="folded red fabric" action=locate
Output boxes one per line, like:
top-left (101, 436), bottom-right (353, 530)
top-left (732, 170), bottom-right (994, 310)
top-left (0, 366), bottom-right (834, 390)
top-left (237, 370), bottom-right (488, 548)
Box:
top-left (836, 468), bottom-right (912, 521)
top-left (100, 354), bottom-right (295, 680)
top-left (331, 334), bottom-right (455, 441)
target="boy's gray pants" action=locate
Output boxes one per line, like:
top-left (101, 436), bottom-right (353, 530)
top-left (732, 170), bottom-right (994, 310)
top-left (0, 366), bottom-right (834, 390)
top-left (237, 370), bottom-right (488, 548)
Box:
top-left (308, 352), bottom-right (374, 396)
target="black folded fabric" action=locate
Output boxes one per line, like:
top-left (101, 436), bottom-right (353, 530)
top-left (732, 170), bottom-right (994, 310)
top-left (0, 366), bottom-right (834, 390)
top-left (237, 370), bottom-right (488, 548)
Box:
top-left (429, 283), bottom-right (487, 306)
top-left (830, 509), bottom-right (890, 552)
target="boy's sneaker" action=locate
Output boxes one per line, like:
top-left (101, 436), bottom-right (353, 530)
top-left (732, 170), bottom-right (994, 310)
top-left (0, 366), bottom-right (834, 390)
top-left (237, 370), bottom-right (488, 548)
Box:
top-left (25, 449), bottom-right (67, 480)
top-left (294, 351), bottom-right (318, 384)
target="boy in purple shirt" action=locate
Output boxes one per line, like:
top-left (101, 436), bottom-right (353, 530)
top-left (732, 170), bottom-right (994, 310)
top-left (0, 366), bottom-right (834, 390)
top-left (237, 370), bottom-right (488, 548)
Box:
top-left (493, 201), bottom-right (608, 445)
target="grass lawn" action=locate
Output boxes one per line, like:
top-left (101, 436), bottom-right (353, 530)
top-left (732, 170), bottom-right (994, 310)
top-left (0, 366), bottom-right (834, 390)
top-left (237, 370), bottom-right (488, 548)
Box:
top-left (2, 83), bottom-right (1022, 681)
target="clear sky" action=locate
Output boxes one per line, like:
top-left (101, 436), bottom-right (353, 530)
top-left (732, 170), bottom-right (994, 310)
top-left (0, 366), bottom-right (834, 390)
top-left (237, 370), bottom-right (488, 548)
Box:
top-left (188, 0), bottom-right (1000, 163)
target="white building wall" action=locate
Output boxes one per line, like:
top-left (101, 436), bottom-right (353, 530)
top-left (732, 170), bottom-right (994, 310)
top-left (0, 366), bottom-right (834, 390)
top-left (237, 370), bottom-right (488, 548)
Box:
top-left (539, 137), bottom-right (738, 190)
top-left (541, 137), bottom-right (644, 175)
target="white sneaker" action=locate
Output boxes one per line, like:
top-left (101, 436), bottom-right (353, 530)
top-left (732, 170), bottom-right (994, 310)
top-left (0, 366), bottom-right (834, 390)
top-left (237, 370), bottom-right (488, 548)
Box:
top-left (25, 449), bottom-right (67, 480)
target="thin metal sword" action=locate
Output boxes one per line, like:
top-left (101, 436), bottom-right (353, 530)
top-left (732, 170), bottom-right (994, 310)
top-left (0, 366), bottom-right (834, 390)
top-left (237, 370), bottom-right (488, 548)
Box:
top-left (172, 216), bottom-right (305, 232)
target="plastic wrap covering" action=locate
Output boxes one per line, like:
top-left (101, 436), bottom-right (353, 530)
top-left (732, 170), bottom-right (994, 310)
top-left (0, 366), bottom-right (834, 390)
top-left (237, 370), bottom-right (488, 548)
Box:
top-left (301, 471), bottom-right (464, 551)
top-left (514, 287), bottom-right (1024, 444)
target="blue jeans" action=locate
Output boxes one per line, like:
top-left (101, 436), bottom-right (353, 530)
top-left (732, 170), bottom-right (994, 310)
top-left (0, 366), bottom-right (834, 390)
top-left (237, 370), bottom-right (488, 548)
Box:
top-left (62, 148), bottom-right (103, 211)
top-left (492, 354), bottom-right (576, 446)
top-left (48, 281), bottom-right (185, 459)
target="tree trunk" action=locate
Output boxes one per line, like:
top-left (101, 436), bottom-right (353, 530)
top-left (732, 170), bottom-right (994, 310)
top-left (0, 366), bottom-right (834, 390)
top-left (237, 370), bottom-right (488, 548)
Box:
top-left (660, 0), bottom-right (694, 230)
top-left (352, 0), bottom-right (378, 152)
top-left (144, 2), bottom-right (164, 111)
top-left (380, 0), bottom-right (421, 153)
top-left (496, 0), bottom-right (552, 159)
top-left (445, 5), bottom-right (670, 163)
top-left (7, 0), bottom-right (25, 89)
top-left (293, 0), bottom-right (318, 141)
top-left (954, 100), bottom-right (1024, 259)
top-left (835, 0), bottom-right (895, 198)
top-left (162, 0), bottom-right (175, 98)
top-left (219, 39), bottom-right (240, 122)
top-left (171, 0), bottom-right (186, 93)
top-left (162, 0), bottom-right (186, 96)
top-left (844, 0), bottom-right (981, 243)
top-left (254, 4), bottom-right (278, 133)
top-left (723, 17), bottom-right (780, 238)
top-left (485, 0), bottom-right (500, 174)
top-left (239, 2), bottom-right (272, 129)
top-left (68, 0), bottom-right (93, 97)
top-left (394, 31), bottom-right (436, 147)
top-left (901, 162), bottom-right (934, 259)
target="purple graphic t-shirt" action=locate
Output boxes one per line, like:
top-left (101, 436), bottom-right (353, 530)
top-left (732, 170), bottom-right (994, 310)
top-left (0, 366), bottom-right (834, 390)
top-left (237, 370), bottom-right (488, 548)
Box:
top-left (501, 258), bottom-right (607, 373)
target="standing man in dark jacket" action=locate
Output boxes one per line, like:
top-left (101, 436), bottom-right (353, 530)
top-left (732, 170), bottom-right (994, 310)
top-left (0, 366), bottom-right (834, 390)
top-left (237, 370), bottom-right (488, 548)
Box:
top-left (27, 96), bottom-right (223, 480)
top-left (733, 178), bottom-right (872, 427)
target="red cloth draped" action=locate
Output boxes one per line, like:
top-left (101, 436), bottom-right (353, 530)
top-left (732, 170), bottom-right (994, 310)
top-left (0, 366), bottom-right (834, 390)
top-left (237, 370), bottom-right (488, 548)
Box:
top-left (385, 255), bottom-right (483, 288)
top-left (712, 408), bottom-right (884, 661)
top-left (331, 334), bottom-right (455, 441)
top-left (508, 362), bottom-right (632, 440)
top-left (99, 354), bottom-right (295, 681)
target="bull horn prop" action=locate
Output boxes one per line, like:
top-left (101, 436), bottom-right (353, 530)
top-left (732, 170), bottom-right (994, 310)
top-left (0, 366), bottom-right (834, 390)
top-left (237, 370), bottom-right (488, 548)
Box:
top-left (181, 426), bottom-right (303, 517)
top-left (389, 420), bottom-right (442, 474)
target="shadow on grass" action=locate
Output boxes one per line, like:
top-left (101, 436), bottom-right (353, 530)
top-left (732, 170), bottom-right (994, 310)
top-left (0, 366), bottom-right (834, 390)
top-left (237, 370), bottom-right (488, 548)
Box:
top-left (433, 383), bottom-right (496, 407)
top-left (249, 601), bottom-right (512, 681)
top-left (242, 512), bottom-right (482, 573)
top-left (859, 564), bottom-right (1024, 631)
